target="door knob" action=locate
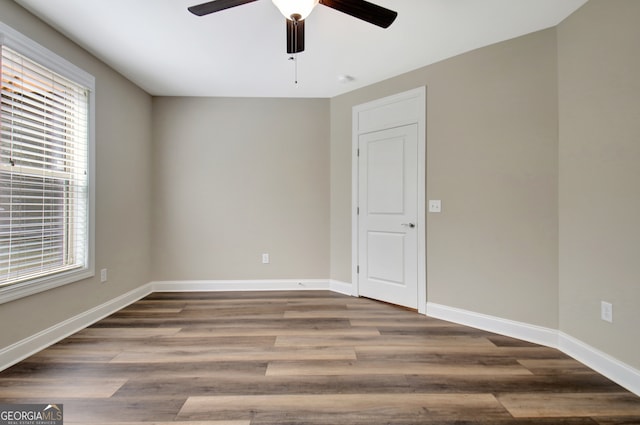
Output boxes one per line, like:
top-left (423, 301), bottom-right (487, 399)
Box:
top-left (401, 223), bottom-right (415, 228)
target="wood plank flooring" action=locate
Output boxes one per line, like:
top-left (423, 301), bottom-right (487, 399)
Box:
top-left (1, 290), bottom-right (639, 424)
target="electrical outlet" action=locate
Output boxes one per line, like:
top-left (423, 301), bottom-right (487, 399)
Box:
top-left (100, 268), bottom-right (108, 283)
top-left (601, 301), bottom-right (613, 323)
top-left (262, 253), bottom-right (270, 264)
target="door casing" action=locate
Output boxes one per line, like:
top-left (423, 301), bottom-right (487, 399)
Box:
top-left (352, 87), bottom-right (427, 314)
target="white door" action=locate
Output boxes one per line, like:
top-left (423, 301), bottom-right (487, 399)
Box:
top-left (358, 124), bottom-right (418, 309)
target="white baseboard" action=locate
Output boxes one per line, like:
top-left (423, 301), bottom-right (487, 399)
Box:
top-left (559, 331), bottom-right (640, 396)
top-left (426, 302), bottom-right (559, 347)
top-left (0, 283), bottom-right (153, 372)
top-left (329, 280), bottom-right (354, 296)
top-left (427, 301), bottom-right (640, 397)
top-left (152, 279), bottom-right (355, 296)
top-left (150, 279), bottom-right (331, 292)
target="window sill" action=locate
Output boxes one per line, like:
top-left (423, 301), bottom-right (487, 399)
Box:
top-left (0, 267), bottom-right (94, 305)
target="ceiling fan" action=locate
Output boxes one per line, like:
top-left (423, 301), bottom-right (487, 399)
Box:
top-left (188, 0), bottom-right (398, 54)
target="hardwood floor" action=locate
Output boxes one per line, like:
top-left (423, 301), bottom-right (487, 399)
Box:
top-left (1, 291), bottom-right (639, 424)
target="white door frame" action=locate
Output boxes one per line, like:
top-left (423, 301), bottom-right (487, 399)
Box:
top-left (352, 87), bottom-right (427, 314)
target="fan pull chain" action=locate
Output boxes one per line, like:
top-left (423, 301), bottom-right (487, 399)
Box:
top-left (289, 55), bottom-right (298, 86)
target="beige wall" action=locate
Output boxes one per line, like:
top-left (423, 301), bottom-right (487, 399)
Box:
top-left (331, 29), bottom-right (560, 328)
top-left (151, 97), bottom-right (330, 281)
top-left (0, 0), bottom-right (153, 348)
top-left (558, 0), bottom-right (640, 370)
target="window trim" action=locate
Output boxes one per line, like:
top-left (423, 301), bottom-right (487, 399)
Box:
top-left (0, 21), bottom-right (95, 304)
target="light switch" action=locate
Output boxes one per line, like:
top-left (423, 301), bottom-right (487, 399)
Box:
top-left (429, 200), bottom-right (442, 213)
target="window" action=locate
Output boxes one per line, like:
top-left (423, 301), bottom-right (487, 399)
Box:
top-left (0, 23), bottom-right (94, 303)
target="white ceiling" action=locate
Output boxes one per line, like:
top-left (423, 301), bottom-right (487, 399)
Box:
top-left (14, 0), bottom-right (587, 98)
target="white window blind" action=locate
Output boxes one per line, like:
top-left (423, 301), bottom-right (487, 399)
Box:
top-left (0, 45), bottom-right (90, 289)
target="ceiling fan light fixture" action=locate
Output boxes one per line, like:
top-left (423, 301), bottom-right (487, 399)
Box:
top-left (272, 0), bottom-right (319, 20)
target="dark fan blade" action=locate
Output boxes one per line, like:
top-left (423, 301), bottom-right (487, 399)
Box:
top-left (286, 19), bottom-right (305, 54)
top-left (319, 0), bottom-right (397, 28)
top-left (188, 0), bottom-right (259, 16)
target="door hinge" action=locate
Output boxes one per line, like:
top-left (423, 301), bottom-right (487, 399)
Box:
top-left (357, 265), bottom-right (360, 274)
top-left (357, 148), bottom-right (360, 157)
top-left (357, 207), bottom-right (359, 215)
